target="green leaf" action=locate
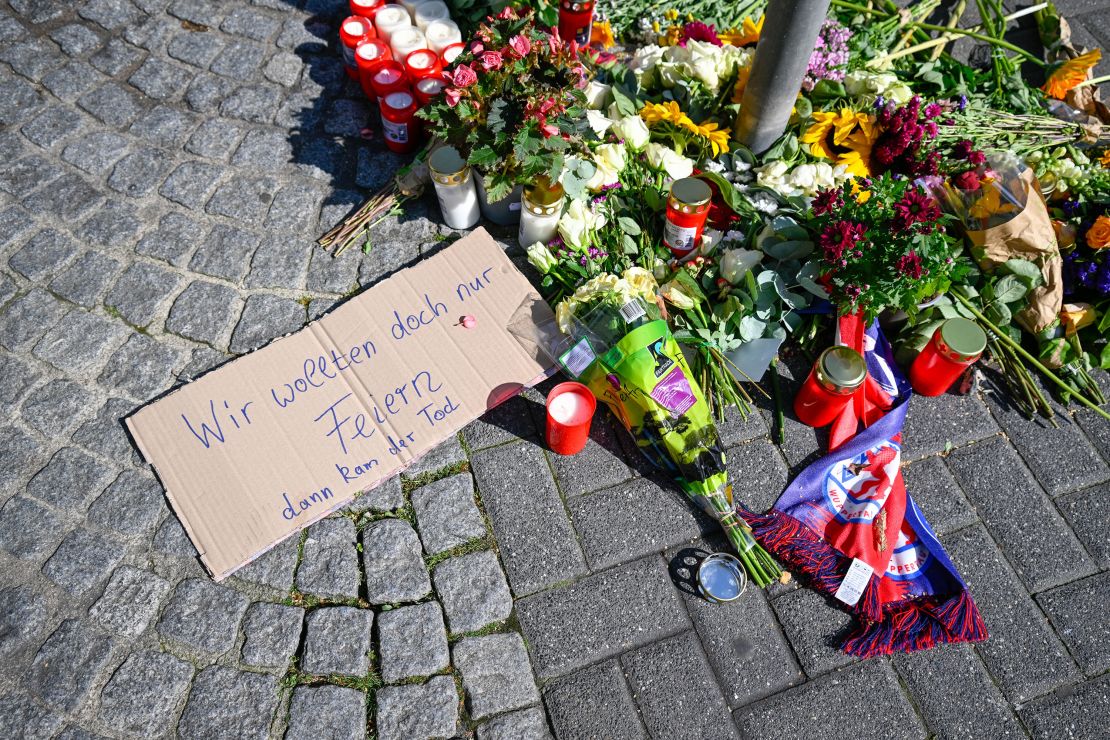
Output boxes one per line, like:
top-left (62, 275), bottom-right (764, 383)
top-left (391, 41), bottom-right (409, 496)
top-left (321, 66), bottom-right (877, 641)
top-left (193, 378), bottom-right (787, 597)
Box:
top-left (762, 240), bottom-right (814, 261)
top-left (986, 300), bottom-right (1012, 327)
top-left (617, 217), bottom-right (641, 236)
top-left (468, 146), bottom-right (500, 169)
top-left (611, 85), bottom-right (637, 118)
top-left (993, 275), bottom-right (1028, 305)
top-left (487, 99), bottom-right (508, 133)
top-left (622, 234), bottom-right (638, 255)
top-left (1001, 258), bottom-right (1043, 286)
top-left (1100, 343), bottom-right (1110, 370)
top-left (738, 315), bottom-right (765, 341)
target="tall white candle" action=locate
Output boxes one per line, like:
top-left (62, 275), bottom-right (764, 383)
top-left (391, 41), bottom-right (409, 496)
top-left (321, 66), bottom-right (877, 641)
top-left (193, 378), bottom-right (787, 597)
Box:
top-left (424, 19), bottom-right (461, 55)
top-left (373, 4), bottom-right (411, 44)
top-left (518, 178), bottom-right (565, 248)
top-left (399, 0), bottom-right (424, 18)
top-left (390, 26), bottom-right (427, 64)
top-left (414, 0), bottom-right (449, 30)
top-left (429, 147), bottom-right (480, 230)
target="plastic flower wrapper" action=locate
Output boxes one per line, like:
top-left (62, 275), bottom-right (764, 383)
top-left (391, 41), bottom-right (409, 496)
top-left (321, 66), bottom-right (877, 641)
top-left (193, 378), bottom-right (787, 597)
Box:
top-left (547, 276), bottom-right (783, 588)
top-left (926, 151), bottom-right (1030, 231)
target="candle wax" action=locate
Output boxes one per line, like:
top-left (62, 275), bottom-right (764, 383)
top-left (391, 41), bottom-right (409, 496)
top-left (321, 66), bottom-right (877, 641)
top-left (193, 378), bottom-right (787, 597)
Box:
top-left (374, 66), bottom-right (403, 85)
top-left (417, 77), bottom-right (444, 94)
top-left (549, 391), bottom-right (593, 426)
top-left (441, 44), bottom-right (463, 64)
top-left (343, 19), bottom-right (367, 36)
top-left (408, 50), bottom-right (435, 70)
top-left (357, 42), bottom-right (385, 61)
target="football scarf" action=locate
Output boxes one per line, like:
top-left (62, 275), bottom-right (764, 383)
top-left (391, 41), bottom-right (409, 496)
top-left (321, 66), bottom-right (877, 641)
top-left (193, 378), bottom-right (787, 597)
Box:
top-left (741, 314), bottom-right (987, 657)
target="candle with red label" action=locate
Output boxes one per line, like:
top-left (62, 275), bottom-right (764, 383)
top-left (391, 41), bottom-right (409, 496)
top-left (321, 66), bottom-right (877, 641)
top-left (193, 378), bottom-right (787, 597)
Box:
top-left (404, 48), bottom-right (441, 80)
top-left (355, 39), bottom-right (391, 99)
top-left (794, 346), bottom-right (866, 428)
top-left (424, 19), bottom-right (461, 55)
top-left (370, 61), bottom-right (409, 100)
top-left (380, 90), bottom-right (419, 153)
top-left (439, 41), bottom-right (465, 66)
top-left (339, 16), bottom-right (374, 79)
top-left (909, 318), bottom-right (986, 396)
top-left (414, 74), bottom-right (446, 106)
top-left (349, 0), bottom-right (383, 19)
top-left (663, 177), bottom-right (712, 258)
top-left (558, 0), bottom-right (594, 45)
top-left (373, 4), bottom-right (411, 44)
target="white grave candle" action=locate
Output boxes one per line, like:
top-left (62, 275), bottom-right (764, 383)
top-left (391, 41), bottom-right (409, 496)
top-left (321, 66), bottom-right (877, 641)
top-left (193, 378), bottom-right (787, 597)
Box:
top-left (424, 19), bottom-right (461, 55)
top-left (390, 26), bottom-right (427, 65)
top-left (548, 391), bottom-right (593, 426)
top-left (373, 4), bottom-right (411, 44)
top-left (414, 0), bottom-right (449, 30)
top-left (428, 147), bottom-right (480, 230)
top-left (518, 178), bottom-right (565, 248)
top-left (399, 0), bottom-right (424, 18)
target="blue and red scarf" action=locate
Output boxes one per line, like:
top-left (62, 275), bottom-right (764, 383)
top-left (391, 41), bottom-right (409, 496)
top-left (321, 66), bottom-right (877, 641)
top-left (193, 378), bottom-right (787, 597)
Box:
top-left (741, 314), bottom-right (987, 657)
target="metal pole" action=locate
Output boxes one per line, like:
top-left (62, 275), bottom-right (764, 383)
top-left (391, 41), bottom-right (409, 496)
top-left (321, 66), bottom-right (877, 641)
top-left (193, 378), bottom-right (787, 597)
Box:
top-left (735, 0), bottom-right (832, 154)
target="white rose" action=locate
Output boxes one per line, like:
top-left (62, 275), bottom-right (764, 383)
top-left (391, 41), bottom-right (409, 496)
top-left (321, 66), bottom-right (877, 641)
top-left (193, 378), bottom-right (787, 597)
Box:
top-left (586, 143), bottom-right (625, 190)
top-left (558, 199), bottom-right (605, 249)
top-left (788, 163), bottom-right (817, 193)
top-left (613, 115), bottom-right (650, 150)
top-left (684, 40), bottom-right (721, 91)
top-left (886, 82), bottom-right (913, 104)
top-left (526, 242), bottom-right (558, 273)
top-left (585, 81), bottom-right (612, 110)
top-left (755, 160), bottom-right (796, 196)
top-left (720, 248), bottom-right (763, 284)
top-left (586, 109), bottom-right (614, 136)
top-left (630, 44), bottom-right (665, 74)
top-left (645, 143), bottom-right (694, 180)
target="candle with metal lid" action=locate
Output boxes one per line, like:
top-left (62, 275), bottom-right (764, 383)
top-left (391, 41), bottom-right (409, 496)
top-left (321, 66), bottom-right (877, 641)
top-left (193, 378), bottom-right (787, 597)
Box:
top-left (663, 177), bottom-right (712, 258)
top-left (794, 346), bottom-right (867, 427)
top-left (339, 16), bottom-right (374, 78)
top-left (909, 318), bottom-right (986, 396)
top-left (518, 176), bottom-right (565, 248)
top-left (380, 90), bottom-right (419, 153)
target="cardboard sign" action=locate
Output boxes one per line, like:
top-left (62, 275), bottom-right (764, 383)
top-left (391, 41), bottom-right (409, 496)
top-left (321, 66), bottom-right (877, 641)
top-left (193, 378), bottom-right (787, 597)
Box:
top-left (128, 229), bottom-right (554, 580)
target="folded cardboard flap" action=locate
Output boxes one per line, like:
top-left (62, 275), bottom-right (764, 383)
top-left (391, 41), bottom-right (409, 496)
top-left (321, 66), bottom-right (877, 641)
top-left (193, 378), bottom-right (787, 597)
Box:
top-left (127, 229), bottom-right (554, 579)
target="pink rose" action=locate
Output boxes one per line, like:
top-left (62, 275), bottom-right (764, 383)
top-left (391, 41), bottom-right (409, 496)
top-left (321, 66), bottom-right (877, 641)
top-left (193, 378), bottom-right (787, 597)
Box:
top-left (508, 34), bottom-right (531, 57)
top-left (496, 6), bottom-right (517, 20)
top-left (478, 51), bottom-right (503, 70)
top-left (444, 87), bottom-right (463, 107)
top-left (450, 64), bottom-right (478, 87)
top-left (469, 40), bottom-right (484, 54)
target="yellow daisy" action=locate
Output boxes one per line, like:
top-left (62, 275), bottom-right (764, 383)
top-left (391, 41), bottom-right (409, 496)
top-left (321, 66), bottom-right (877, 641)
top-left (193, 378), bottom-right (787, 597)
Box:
top-left (720, 15), bottom-right (763, 47)
top-left (1042, 49), bottom-right (1102, 100)
top-left (695, 121), bottom-right (731, 156)
top-left (640, 101), bottom-right (693, 129)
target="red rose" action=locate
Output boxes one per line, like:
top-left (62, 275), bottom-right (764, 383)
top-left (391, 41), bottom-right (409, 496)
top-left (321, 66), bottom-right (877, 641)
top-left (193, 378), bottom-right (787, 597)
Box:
top-left (951, 170), bottom-right (980, 191)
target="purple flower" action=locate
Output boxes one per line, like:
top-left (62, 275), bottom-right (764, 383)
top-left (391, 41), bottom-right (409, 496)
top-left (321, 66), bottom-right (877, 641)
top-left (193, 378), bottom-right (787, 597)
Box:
top-left (802, 19), bottom-right (852, 91)
top-left (957, 95), bottom-right (968, 111)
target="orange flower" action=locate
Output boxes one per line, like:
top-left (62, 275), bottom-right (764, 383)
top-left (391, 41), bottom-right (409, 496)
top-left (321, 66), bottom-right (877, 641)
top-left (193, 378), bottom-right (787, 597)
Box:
top-left (1086, 215), bottom-right (1110, 249)
top-left (591, 20), bottom-right (615, 49)
top-left (1042, 49), bottom-right (1102, 100)
top-left (1100, 149), bottom-right (1110, 169)
top-left (731, 66), bottom-right (751, 103)
top-left (720, 15), bottom-right (763, 47)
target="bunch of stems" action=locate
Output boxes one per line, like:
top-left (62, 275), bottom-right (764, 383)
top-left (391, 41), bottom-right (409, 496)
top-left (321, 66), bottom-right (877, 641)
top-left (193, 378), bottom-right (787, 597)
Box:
top-left (984, 330), bottom-right (1056, 420)
top-left (702, 490), bottom-right (783, 588)
top-left (316, 185), bottom-right (403, 257)
top-left (936, 107), bottom-right (1094, 153)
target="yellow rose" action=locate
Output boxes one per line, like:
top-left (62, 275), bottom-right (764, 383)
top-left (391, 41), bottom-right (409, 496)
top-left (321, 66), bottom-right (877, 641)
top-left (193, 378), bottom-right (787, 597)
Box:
top-left (555, 299), bottom-right (576, 334)
top-left (1086, 215), bottom-right (1110, 249)
top-left (659, 280), bottom-right (695, 309)
top-left (1061, 302), bottom-right (1096, 336)
top-left (622, 266), bottom-right (657, 298)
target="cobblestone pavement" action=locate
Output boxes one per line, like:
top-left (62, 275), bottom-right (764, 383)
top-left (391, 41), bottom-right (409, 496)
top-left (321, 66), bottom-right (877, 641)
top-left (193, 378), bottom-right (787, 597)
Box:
top-left (0, 1), bottom-right (1109, 739)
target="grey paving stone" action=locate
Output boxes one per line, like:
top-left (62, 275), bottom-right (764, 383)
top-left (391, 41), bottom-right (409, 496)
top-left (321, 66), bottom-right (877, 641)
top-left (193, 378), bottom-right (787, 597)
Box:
top-left (0, 290), bottom-right (66, 351)
top-left (0, 14), bottom-right (27, 40)
top-left (234, 536), bottom-right (297, 591)
top-left (160, 160), bottom-right (224, 210)
top-left (229, 294), bottom-right (304, 353)
top-left (185, 72), bottom-right (237, 113)
top-left (1018, 674), bottom-right (1110, 740)
top-left (1058, 482), bottom-right (1110, 569)
top-left (947, 437), bottom-right (1096, 592)
top-left (275, 91), bottom-right (324, 130)
top-left (725, 438), bottom-right (792, 514)
top-left (33, 309), bottom-right (126, 375)
top-left (10, 0), bottom-right (67, 25)
top-left (454, 632), bottom-right (539, 720)
top-left (169, 0), bottom-right (224, 26)
top-left (412, 473), bottom-right (485, 556)
top-left (0, 76), bottom-right (44, 126)
top-left (61, 131), bottom-right (129, 175)
top-left (27, 446), bottom-right (115, 511)
top-left (153, 513), bottom-right (199, 558)
top-left (378, 601), bottom-right (450, 682)
top-left (80, 0), bottom-right (143, 30)
top-left (246, 236), bottom-right (310, 290)
top-left (308, 297), bottom-right (337, 320)
top-left (166, 280), bottom-right (244, 346)
top-left (1036, 571), bottom-right (1110, 675)
top-left (42, 527), bottom-right (126, 595)
top-left (324, 98), bottom-right (370, 137)
top-left (943, 524), bottom-right (1080, 702)
top-left (189, 223), bottom-right (261, 282)
top-left (130, 105), bottom-right (199, 147)
top-left (361, 519), bottom-right (431, 604)
top-left (433, 550), bottom-right (512, 635)
top-left (210, 39), bottom-right (265, 78)
top-left (0, 206), bottom-right (37, 255)
top-left (470, 442), bottom-right (586, 596)
top-left (221, 6), bottom-right (280, 40)
top-left (28, 619), bottom-right (114, 711)
top-left (97, 650), bottom-right (194, 737)
top-left (168, 29), bottom-right (226, 68)
top-left (109, 147), bottom-right (174, 199)
top-left (0, 584), bottom-right (50, 662)
top-left (0, 354), bottom-right (40, 416)
top-left (99, 333), bottom-right (181, 400)
top-left (375, 675), bottom-right (458, 740)
top-left (123, 7), bottom-right (177, 51)
top-left (0, 426), bottom-right (42, 493)
top-left (157, 577), bottom-right (250, 654)
top-left (901, 455), bottom-right (978, 535)
top-left (43, 60), bottom-right (105, 102)
top-left (0, 691), bottom-right (63, 740)
top-left (355, 148), bottom-right (404, 191)
top-left (546, 416), bottom-right (633, 497)
top-left (220, 83), bottom-right (283, 124)
top-left (771, 587), bottom-right (857, 677)
top-left (0, 154), bottom-right (59, 199)
top-left (78, 82), bottom-right (143, 128)
top-left (136, 211), bottom-right (207, 268)
top-left (240, 601), bottom-right (304, 669)
top-left (264, 51), bottom-right (303, 87)
top-left (305, 243), bottom-right (362, 294)
top-left (232, 128), bottom-right (293, 170)
top-left (735, 661), bottom-right (925, 740)
top-left (0, 37), bottom-right (62, 81)
top-left (277, 16), bottom-right (328, 52)
top-left (21, 106), bottom-right (86, 150)
top-left (463, 391), bottom-right (541, 451)
top-left (477, 707), bottom-right (553, 740)
top-left (73, 397), bottom-right (142, 467)
top-left (295, 517), bottom-right (359, 600)
top-left (50, 252), bottom-right (121, 309)
top-left (1075, 372), bottom-right (1110, 462)
top-left (716, 402), bottom-right (770, 447)
top-left (755, 354), bottom-right (824, 468)
top-left (570, 476), bottom-right (708, 571)
top-left (517, 554), bottom-right (690, 680)
top-left (129, 57), bottom-right (192, 100)
top-left (54, 726), bottom-right (111, 740)
top-left (344, 474), bottom-right (403, 514)
top-left (544, 660), bottom-right (648, 740)
top-left (87, 469), bottom-right (166, 538)
top-left (902, 388), bottom-right (1000, 459)
top-left (0, 495), bottom-right (63, 560)
top-left (300, 606), bottom-right (372, 676)
top-left (178, 666), bottom-right (278, 740)
top-left (21, 379), bottom-right (95, 436)
top-left (286, 685), bottom-right (366, 740)
top-left (267, 182), bottom-right (326, 233)
top-left (623, 631), bottom-right (740, 740)
top-left (894, 643), bottom-right (1025, 740)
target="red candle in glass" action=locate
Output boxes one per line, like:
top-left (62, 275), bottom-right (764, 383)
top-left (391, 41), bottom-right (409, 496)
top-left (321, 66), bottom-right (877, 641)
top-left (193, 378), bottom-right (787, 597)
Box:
top-left (380, 90), bottom-right (419, 153)
top-left (663, 177), bottom-right (712, 258)
top-left (794, 346), bottom-right (866, 428)
top-left (909, 318), bottom-right (986, 397)
top-left (370, 61), bottom-right (409, 101)
top-left (440, 42), bottom-right (465, 66)
top-left (404, 48), bottom-right (442, 80)
top-left (349, 0), bottom-right (383, 18)
top-left (545, 382), bottom-right (596, 455)
top-left (558, 0), bottom-right (594, 45)
top-left (414, 74), bottom-right (447, 106)
top-left (340, 16), bottom-right (374, 79)
top-left (356, 39), bottom-right (391, 99)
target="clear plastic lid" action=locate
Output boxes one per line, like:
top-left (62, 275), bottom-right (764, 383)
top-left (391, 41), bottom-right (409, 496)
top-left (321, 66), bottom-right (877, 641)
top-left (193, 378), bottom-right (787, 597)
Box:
top-left (385, 91), bottom-right (414, 110)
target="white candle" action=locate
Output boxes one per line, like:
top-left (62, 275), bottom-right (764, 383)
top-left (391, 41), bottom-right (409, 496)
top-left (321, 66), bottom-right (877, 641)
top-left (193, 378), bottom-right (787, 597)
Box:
top-left (399, 0), bottom-right (424, 18)
top-left (414, 0), bottom-right (449, 31)
top-left (373, 4), bottom-right (411, 44)
top-left (429, 147), bottom-right (480, 230)
top-left (518, 179), bottom-right (565, 248)
top-left (424, 19), bottom-right (461, 55)
top-left (549, 391), bottom-right (592, 425)
top-left (441, 43), bottom-right (464, 65)
top-left (390, 26), bottom-right (427, 64)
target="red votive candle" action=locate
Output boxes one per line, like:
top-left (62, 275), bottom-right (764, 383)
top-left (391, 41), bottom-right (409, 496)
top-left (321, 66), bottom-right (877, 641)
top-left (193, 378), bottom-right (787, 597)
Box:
top-left (909, 318), bottom-right (986, 397)
top-left (794, 346), bottom-right (866, 428)
top-left (558, 0), bottom-right (594, 45)
top-left (350, 0), bottom-right (383, 18)
top-left (380, 90), bottom-right (419, 153)
top-left (414, 74), bottom-right (447, 106)
top-left (370, 61), bottom-right (409, 100)
top-left (664, 177), bottom-right (712, 258)
top-left (404, 48), bottom-right (442, 80)
top-left (546, 382), bottom-right (597, 455)
top-left (356, 39), bottom-right (391, 99)
top-left (340, 16), bottom-right (374, 79)
top-left (440, 41), bottom-right (465, 66)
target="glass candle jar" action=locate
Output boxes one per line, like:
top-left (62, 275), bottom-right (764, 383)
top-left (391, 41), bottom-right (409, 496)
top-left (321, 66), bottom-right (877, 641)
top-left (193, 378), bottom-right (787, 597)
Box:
top-left (414, 0), bottom-right (449, 30)
top-left (663, 177), bottom-right (712, 259)
top-left (370, 61), bottom-right (409, 100)
top-left (429, 146), bottom-right (480, 229)
top-left (414, 74), bottom-right (447, 106)
top-left (339, 16), bottom-right (374, 78)
top-left (794, 346), bottom-right (867, 428)
top-left (398, 0), bottom-right (424, 18)
top-left (518, 176), bottom-right (565, 247)
top-left (350, 0), bottom-right (383, 18)
top-left (380, 90), bottom-right (419, 153)
top-left (440, 41), bottom-right (466, 66)
top-left (373, 4), bottom-right (411, 44)
top-left (390, 26), bottom-right (427, 64)
top-left (558, 0), bottom-right (594, 45)
top-left (909, 318), bottom-right (986, 397)
top-left (424, 19), bottom-right (461, 55)
top-left (404, 48), bottom-right (441, 80)
top-left (355, 39), bottom-right (391, 99)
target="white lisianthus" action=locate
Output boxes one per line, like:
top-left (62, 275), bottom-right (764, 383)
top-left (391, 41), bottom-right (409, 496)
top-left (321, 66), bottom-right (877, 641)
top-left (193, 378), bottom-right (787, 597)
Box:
top-left (755, 160), bottom-right (795, 196)
top-left (558, 198), bottom-right (606, 250)
top-left (526, 242), bottom-right (558, 274)
top-left (586, 143), bottom-right (626, 190)
top-left (645, 142), bottom-right (694, 180)
top-left (612, 115), bottom-right (650, 150)
top-left (585, 81), bottom-right (612, 110)
top-left (586, 109), bottom-right (614, 137)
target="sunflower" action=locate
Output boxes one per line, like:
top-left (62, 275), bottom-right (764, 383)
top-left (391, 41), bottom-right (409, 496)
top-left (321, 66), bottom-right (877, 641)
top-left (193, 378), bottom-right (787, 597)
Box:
top-left (591, 20), bottom-right (615, 49)
top-left (839, 128), bottom-right (876, 177)
top-left (640, 101), bottom-right (694, 129)
top-left (730, 65), bottom-right (751, 103)
top-left (1042, 49), bottom-right (1102, 99)
top-left (801, 109), bottom-right (877, 176)
top-left (720, 15), bottom-right (763, 47)
top-left (694, 121), bottom-right (730, 156)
